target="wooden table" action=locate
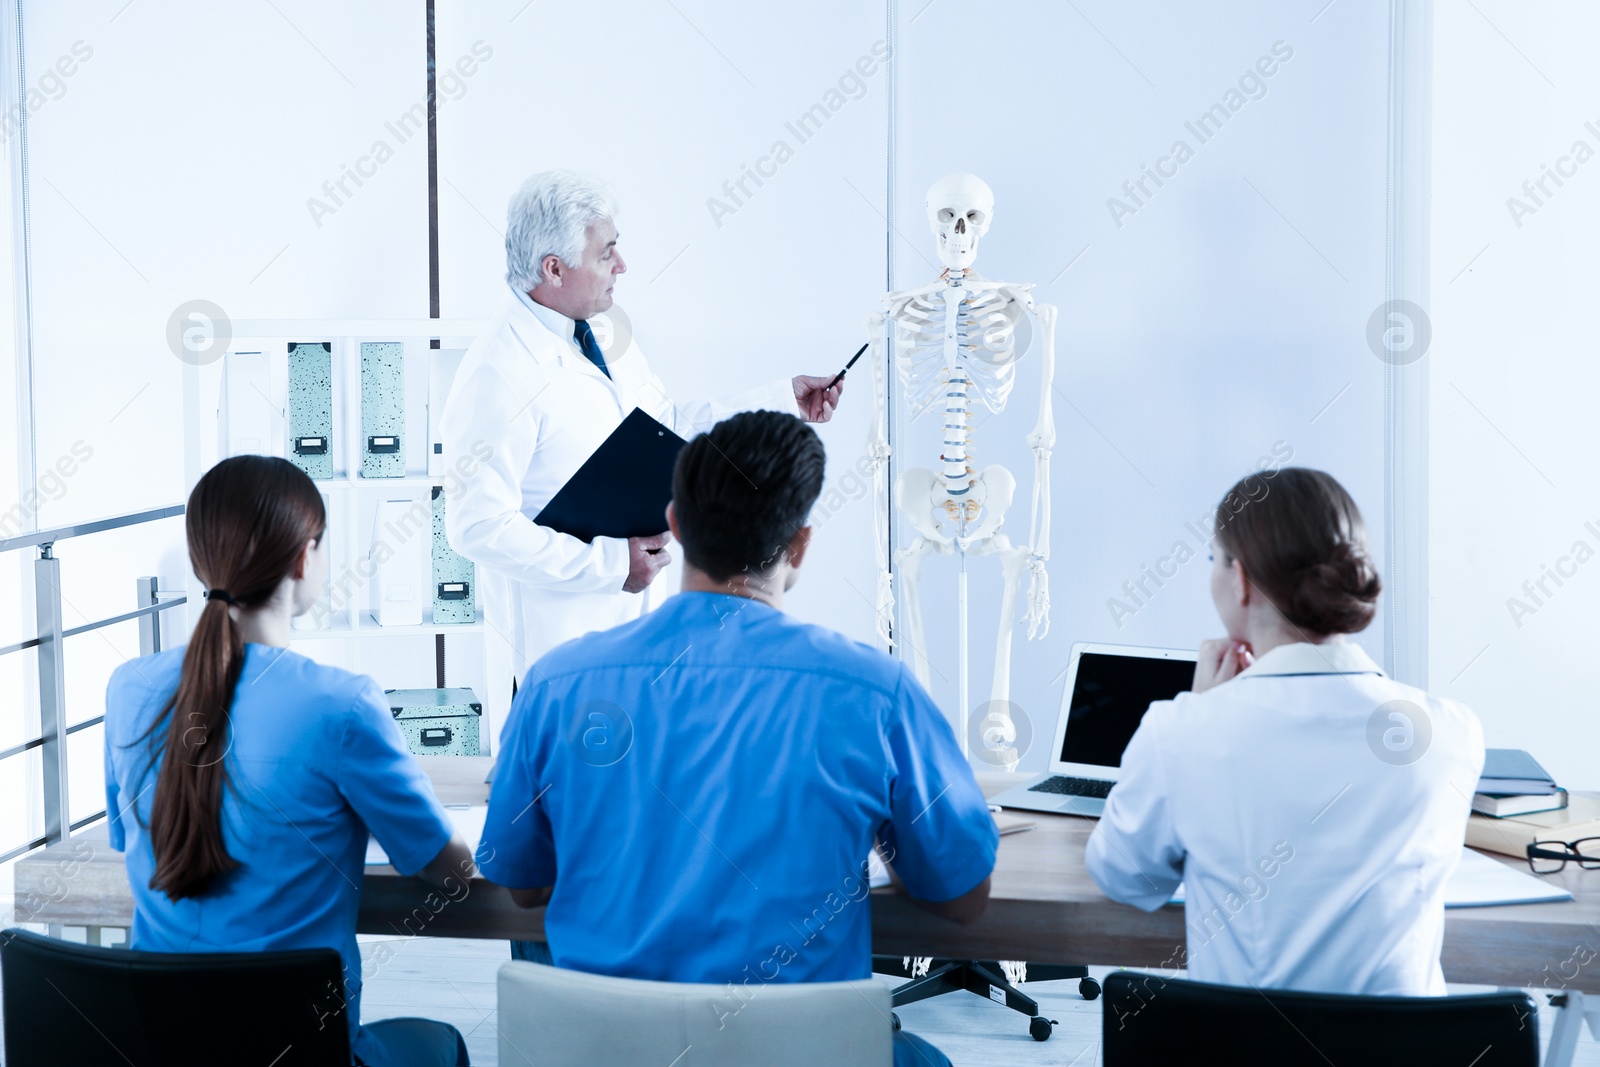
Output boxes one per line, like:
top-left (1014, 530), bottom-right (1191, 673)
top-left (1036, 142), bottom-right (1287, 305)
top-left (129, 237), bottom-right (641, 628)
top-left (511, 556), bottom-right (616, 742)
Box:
top-left (16, 760), bottom-right (1600, 991)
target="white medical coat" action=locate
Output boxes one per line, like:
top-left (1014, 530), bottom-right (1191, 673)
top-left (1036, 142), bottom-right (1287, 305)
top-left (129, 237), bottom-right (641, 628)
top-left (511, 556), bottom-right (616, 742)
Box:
top-left (1086, 640), bottom-right (1485, 996)
top-left (440, 286), bottom-right (799, 683)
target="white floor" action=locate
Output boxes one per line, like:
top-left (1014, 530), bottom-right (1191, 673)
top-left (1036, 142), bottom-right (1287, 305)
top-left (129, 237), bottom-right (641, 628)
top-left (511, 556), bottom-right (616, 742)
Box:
top-left (351, 934), bottom-right (1600, 1067)
top-left (2, 926), bottom-right (1598, 1064)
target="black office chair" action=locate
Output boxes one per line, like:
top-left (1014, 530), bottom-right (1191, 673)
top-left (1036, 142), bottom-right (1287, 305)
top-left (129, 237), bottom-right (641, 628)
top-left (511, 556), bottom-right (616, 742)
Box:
top-left (873, 955), bottom-right (1099, 1041)
top-left (1103, 970), bottom-right (1539, 1065)
top-left (1, 927), bottom-right (350, 1066)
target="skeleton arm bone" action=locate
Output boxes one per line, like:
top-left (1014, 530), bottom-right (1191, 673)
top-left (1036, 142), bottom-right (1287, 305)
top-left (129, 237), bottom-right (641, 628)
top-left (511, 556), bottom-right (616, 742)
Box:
top-left (1022, 297), bottom-right (1057, 448)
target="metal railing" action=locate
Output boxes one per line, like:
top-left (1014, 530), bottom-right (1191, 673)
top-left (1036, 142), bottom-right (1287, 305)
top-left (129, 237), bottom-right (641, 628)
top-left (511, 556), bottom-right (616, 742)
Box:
top-left (0, 504), bottom-right (187, 864)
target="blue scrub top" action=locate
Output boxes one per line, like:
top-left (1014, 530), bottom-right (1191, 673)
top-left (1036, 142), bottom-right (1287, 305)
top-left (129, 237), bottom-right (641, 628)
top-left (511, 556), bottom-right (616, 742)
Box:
top-left (479, 591), bottom-right (998, 985)
top-left (104, 643), bottom-right (453, 1057)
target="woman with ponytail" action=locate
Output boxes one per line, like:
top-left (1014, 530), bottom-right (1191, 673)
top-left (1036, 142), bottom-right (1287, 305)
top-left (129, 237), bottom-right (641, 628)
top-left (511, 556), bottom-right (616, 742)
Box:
top-left (104, 456), bottom-right (473, 1066)
top-left (1086, 468), bottom-right (1485, 996)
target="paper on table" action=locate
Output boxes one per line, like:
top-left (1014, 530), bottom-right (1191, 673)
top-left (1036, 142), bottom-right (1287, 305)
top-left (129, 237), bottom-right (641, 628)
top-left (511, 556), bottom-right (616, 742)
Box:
top-left (868, 848), bottom-right (890, 889)
top-left (1445, 846), bottom-right (1572, 907)
top-left (1168, 847), bottom-right (1572, 908)
top-left (365, 807), bottom-right (488, 868)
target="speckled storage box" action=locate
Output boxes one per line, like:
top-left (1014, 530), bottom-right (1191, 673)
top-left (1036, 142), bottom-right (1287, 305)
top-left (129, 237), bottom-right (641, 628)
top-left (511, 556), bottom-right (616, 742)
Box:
top-left (431, 488), bottom-right (476, 623)
top-left (360, 341), bottom-right (405, 479)
top-left (287, 342), bottom-right (333, 480)
top-left (387, 688), bottom-right (482, 756)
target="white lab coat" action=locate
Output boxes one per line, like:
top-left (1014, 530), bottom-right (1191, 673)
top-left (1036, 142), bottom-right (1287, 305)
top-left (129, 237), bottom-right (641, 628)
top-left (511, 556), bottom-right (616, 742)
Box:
top-left (440, 285), bottom-right (799, 689)
top-left (1086, 640), bottom-right (1485, 996)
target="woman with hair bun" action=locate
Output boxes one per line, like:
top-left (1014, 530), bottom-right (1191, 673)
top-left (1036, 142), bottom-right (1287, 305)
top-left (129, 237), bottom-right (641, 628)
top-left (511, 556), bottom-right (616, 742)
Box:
top-left (1087, 468), bottom-right (1485, 996)
top-left (104, 456), bottom-right (474, 1065)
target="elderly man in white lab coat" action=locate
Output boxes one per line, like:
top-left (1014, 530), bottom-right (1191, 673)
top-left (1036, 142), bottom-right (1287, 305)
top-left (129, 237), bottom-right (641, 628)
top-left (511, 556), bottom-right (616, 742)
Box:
top-left (441, 170), bottom-right (842, 711)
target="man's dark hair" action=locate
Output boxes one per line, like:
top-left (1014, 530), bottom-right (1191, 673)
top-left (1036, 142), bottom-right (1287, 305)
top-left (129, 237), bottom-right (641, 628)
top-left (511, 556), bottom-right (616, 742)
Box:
top-left (671, 410), bottom-right (826, 582)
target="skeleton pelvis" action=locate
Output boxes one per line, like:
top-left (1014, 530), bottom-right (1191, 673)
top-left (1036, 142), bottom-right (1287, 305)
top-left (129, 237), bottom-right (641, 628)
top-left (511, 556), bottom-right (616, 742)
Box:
top-left (894, 464), bottom-right (1017, 549)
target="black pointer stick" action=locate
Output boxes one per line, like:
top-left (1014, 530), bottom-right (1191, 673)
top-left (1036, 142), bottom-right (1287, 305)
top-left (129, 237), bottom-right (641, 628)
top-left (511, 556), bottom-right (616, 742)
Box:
top-left (824, 343), bottom-right (870, 393)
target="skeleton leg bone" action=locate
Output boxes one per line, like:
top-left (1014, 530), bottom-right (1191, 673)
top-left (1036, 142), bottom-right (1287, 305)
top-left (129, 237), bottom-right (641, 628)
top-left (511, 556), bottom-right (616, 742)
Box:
top-left (894, 534), bottom-right (942, 693)
top-left (992, 542), bottom-right (1031, 770)
top-left (963, 532), bottom-right (1029, 771)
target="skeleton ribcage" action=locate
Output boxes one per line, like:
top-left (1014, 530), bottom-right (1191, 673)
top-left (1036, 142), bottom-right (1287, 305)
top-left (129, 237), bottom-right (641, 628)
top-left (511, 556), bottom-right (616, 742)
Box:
top-left (892, 284), bottom-right (1026, 500)
top-left (893, 287), bottom-right (1022, 418)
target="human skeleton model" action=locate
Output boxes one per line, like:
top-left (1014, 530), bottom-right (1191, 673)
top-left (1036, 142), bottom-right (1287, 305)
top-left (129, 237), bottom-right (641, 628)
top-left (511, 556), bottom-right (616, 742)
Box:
top-left (865, 172), bottom-right (1057, 772)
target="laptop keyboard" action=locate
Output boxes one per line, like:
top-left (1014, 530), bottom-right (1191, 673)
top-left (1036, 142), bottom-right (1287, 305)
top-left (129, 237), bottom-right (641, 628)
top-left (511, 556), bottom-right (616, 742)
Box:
top-left (1027, 775), bottom-right (1115, 799)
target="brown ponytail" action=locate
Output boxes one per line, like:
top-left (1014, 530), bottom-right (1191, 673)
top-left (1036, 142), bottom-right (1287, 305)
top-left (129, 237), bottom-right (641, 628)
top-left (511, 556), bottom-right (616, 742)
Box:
top-left (1212, 467), bottom-right (1382, 636)
top-left (142, 456), bottom-right (325, 900)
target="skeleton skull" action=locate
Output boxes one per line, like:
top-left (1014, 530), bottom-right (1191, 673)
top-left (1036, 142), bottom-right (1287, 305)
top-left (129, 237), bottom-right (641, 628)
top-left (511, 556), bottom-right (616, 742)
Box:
top-left (925, 172), bottom-right (994, 271)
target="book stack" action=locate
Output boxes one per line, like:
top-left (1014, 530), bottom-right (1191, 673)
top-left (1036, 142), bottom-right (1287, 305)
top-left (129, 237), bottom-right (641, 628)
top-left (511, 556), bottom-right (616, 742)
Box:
top-left (1472, 749), bottom-right (1565, 818)
top-left (1466, 792), bottom-right (1600, 861)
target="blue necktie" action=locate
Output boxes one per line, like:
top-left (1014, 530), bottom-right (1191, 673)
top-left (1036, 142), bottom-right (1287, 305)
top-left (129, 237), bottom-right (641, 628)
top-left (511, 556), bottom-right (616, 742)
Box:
top-left (573, 319), bottom-right (611, 379)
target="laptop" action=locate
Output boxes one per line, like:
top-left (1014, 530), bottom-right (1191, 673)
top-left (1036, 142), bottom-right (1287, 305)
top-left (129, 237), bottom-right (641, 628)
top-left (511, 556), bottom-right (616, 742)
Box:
top-left (989, 642), bottom-right (1197, 817)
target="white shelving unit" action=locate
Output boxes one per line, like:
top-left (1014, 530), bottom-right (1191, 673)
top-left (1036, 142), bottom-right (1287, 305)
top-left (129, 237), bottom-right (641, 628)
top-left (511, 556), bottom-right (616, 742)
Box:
top-left (183, 319), bottom-right (514, 752)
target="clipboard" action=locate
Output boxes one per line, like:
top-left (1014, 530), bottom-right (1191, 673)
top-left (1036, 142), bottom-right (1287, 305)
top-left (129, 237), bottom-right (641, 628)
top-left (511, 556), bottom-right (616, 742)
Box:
top-left (534, 407), bottom-right (687, 543)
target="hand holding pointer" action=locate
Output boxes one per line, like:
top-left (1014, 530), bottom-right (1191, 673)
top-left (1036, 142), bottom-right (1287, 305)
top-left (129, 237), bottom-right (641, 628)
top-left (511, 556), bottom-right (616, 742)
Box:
top-left (792, 343), bottom-right (867, 425)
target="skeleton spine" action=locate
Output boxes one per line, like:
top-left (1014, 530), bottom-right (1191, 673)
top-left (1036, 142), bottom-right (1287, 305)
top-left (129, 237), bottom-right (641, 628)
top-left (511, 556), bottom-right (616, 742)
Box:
top-left (940, 273), bottom-right (977, 504)
top-left (942, 373), bottom-right (972, 494)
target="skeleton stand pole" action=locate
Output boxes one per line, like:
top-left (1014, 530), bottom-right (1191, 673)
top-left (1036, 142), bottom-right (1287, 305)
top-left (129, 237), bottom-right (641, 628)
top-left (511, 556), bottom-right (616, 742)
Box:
top-left (958, 543), bottom-right (969, 758)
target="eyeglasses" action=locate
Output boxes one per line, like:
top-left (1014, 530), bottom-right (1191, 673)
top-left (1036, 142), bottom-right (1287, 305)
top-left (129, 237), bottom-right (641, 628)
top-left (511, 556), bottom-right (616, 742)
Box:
top-left (1527, 837), bottom-right (1600, 874)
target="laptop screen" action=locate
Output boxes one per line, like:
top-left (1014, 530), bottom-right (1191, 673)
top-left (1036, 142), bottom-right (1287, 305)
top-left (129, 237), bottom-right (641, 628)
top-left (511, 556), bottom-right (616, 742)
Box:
top-left (1059, 651), bottom-right (1195, 767)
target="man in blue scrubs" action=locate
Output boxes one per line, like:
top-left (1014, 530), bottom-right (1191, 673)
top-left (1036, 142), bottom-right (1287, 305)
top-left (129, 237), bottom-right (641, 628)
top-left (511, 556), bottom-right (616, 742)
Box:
top-left (478, 410), bottom-right (997, 1066)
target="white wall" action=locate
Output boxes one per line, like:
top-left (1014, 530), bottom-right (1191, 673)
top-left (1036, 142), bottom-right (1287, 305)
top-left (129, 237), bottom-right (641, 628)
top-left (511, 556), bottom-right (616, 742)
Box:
top-left (6, 0), bottom-right (1406, 807)
top-left (15, 0), bottom-right (432, 828)
top-left (1429, 1), bottom-right (1600, 789)
top-left (894, 0), bottom-right (1392, 769)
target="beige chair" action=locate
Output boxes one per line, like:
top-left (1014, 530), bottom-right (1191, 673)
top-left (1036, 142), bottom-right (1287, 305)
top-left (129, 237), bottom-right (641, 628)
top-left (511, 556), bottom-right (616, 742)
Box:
top-left (497, 960), bottom-right (895, 1066)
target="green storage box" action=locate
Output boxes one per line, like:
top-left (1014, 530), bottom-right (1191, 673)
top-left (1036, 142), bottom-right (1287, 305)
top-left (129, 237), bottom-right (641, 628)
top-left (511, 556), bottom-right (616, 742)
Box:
top-left (386, 687), bottom-right (482, 756)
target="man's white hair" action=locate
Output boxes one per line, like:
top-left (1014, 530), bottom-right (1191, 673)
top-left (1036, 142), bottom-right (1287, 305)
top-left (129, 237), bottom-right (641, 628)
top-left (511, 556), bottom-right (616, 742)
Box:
top-left (505, 170), bottom-right (618, 291)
